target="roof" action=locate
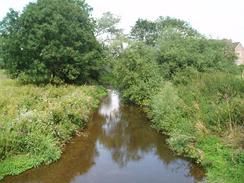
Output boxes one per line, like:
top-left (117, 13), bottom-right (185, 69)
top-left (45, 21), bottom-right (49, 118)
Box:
top-left (232, 42), bottom-right (241, 48)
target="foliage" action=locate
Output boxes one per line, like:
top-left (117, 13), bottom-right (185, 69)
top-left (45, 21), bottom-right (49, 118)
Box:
top-left (149, 72), bottom-right (244, 183)
top-left (239, 65), bottom-right (244, 79)
top-left (0, 0), bottom-right (103, 84)
top-left (0, 6), bottom-right (242, 182)
top-left (0, 70), bottom-right (106, 180)
top-left (95, 12), bottom-right (122, 45)
top-left (156, 33), bottom-right (237, 79)
top-left (130, 19), bottom-right (157, 45)
top-left (0, 37), bottom-right (3, 68)
top-left (130, 17), bottom-right (199, 45)
top-left (113, 42), bottom-right (162, 106)
top-left (149, 82), bottom-right (186, 132)
top-left (155, 16), bottom-right (199, 37)
top-left (113, 15), bottom-right (242, 183)
top-left (114, 19), bottom-right (243, 183)
top-left (95, 12), bottom-right (128, 86)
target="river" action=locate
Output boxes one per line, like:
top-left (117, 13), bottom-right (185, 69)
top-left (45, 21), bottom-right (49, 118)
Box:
top-left (2, 90), bottom-right (205, 183)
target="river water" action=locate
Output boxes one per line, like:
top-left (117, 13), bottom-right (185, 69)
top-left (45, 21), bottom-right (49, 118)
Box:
top-left (2, 90), bottom-right (205, 183)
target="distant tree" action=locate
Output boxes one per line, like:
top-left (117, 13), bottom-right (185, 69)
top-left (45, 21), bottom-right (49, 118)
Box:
top-left (155, 16), bottom-right (199, 37)
top-left (98, 32), bottom-right (130, 86)
top-left (0, 37), bottom-right (3, 68)
top-left (95, 12), bottom-right (123, 45)
top-left (0, 9), bottom-right (19, 70)
top-left (94, 12), bottom-right (128, 85)
top-left (0, 0), bottom-right (103, 84)
top-left (130, 17), bottom-right (200, 45)
top-left (0, 9), bottom-right (19, 36)
top-left (156, 32), bottom-right (236, 79)
top-left (130, 19), bottom-right (157, 45)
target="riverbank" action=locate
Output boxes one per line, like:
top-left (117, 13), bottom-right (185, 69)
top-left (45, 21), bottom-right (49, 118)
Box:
top-left (148, 72), bottom-right (244, 183)
top-left (0, 70), bottom-right (106, 180)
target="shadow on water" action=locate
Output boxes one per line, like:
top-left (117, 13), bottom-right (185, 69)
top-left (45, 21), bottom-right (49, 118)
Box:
top-left (2, 90), bottom-right (205, 183)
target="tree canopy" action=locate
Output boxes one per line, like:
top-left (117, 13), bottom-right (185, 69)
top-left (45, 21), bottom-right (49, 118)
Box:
top-left (156, 32), bottom-right (236, 79)
top-left (95, 12), bottom-right (122, 45)
top-left (130, 17), bottom-right (200, 45)
top-left (130, 19), bottom-right (157, 45)
top-left (115, 16), bottom-right (237, 104)
top-left (0, 0), bottom-right (103, 84)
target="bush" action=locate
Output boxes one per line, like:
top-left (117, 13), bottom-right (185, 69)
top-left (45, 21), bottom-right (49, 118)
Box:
top-left (178, 72), bottom-right (244, 129)
top-left (149, 72), bottom-right (244, 183)
top-left (114, 42), bottom-right (162, 106)
top-left (0, 71), bottom-right (106, 179)
top-left (0, 0), bottom-right (103, 84)
top-left (150, 82), bottom-right (184, 131)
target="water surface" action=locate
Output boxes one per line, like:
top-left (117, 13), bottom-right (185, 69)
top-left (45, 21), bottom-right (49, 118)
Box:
top-left (2, 90), bottom-right (205, 183)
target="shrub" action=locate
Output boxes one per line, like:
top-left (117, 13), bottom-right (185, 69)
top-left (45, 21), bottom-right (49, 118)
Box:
top-left (0, 71), bottom-right (106, 179)
top-left (150, 82), bottom-right (184, 132)
top-left (177, 72), bottom-right (244, 129)
top-left (149, 72), bottom-right (244, 183)
top-left (114, 42), bottom-right (162, 106)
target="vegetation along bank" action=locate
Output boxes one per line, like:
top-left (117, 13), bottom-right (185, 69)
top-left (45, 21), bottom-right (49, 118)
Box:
top-left (0, 0), bottom-right (244, 182)
top-left (0, 0), bottom-right (106, 180)
top-left (113, 18), bottom-right (244, 183)
top-left (0, 70), bottom-right (106, 180)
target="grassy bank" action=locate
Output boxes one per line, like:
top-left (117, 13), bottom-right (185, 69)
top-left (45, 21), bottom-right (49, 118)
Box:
top-left (113, 36), bottom-right (244, 182)
top-left (149, 72), bottom-right (244, 183)
top-left (0, 70), bottom-right (106, 180)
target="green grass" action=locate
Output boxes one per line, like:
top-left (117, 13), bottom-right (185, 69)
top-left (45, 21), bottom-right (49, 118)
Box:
top-left (149, 72), bottom-right (244, 183)
top-left (197, 136), bottom-right (244, 183)
top-left (0, 70), bottom-right (106, 180)
top-left (0, 155), bottom-right (44, 180)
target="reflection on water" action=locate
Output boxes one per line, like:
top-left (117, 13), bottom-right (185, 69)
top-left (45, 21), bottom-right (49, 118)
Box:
top-left (99, 90), bottom-right (120, 117)
top-left (99, 90), bottom-right (121, 135)
top-left (2, 90), bottom-right (205, 183)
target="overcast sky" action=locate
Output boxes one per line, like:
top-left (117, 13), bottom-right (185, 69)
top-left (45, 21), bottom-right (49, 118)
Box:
top-left (0, 0), bottom-right (243, 44)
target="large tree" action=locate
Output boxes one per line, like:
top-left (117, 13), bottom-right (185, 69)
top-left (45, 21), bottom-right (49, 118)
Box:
top-left (0, 0), bottom-right (103, 84)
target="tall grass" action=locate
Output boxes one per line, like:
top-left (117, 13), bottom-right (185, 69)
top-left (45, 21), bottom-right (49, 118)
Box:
top-left (0, 70), bottom-right (106, 180)
top-left (149, 72), bottom-right (244, 183)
